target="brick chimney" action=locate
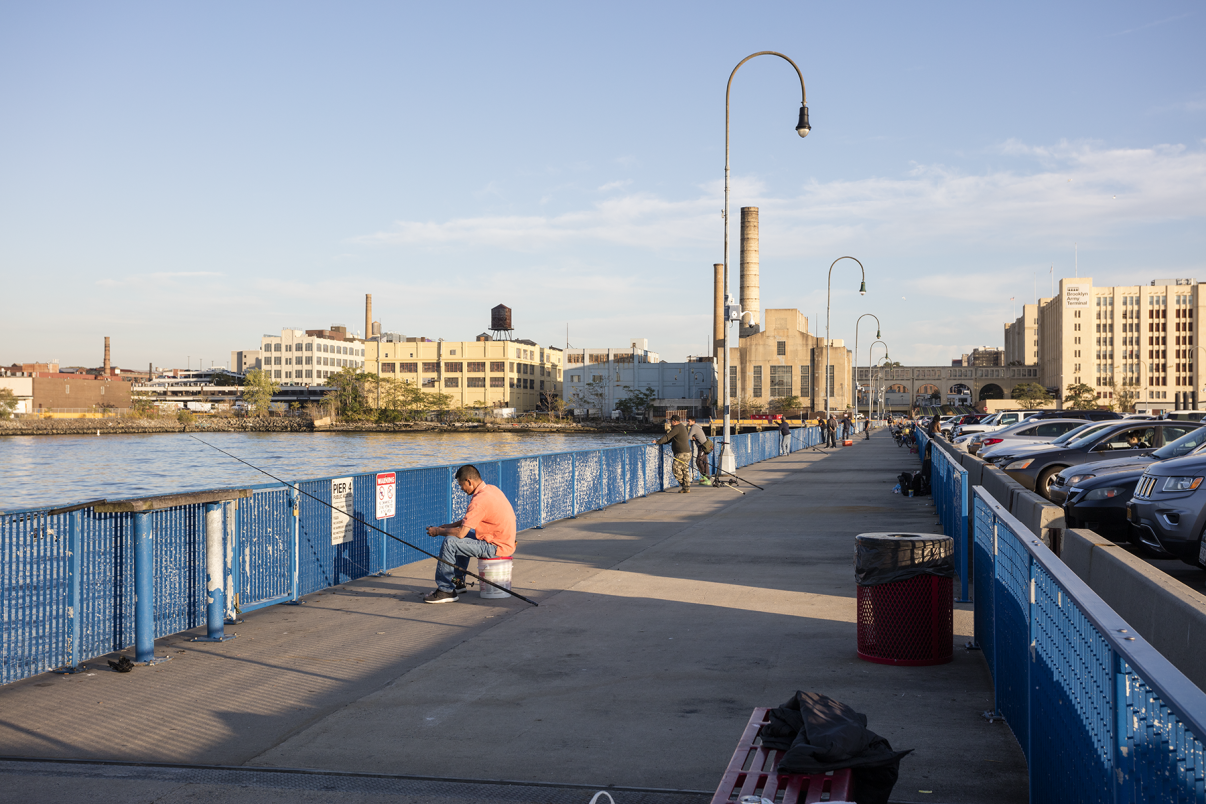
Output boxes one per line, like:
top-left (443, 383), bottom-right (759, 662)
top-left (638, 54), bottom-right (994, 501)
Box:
top-left (104, 336), bottom-right (111, 376)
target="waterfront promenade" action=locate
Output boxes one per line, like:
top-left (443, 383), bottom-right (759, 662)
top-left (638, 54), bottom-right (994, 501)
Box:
top-left (0, 431), bottom-right (1027, 803)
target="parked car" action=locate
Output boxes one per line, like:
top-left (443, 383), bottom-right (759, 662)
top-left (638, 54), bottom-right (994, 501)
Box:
top-left (999, 420), bottom-right (1197, 499)
top-left (1027, 409), bottom-right (1122, 422)
top-left (940, 413), bottom-right (987, 435)
top-left (1162, 410), bottom-right (1206, 423)
top-left (983, 421), bottom-right (1121, 468)
top-left (1050, 423), bottom-right (1206, 506)
top-left (1127, 452), bottom-right (1206, 566)
top-left (971, 418), bottom-right (1090, 458)
top-left (1061, 426), bottom-right (1206, 553)
top-left (953, 410), bottom-right (1042, 439)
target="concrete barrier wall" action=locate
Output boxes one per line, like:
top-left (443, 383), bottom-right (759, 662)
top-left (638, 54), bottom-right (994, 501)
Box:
top-left (1062, 528), bottom-right (1206, 691)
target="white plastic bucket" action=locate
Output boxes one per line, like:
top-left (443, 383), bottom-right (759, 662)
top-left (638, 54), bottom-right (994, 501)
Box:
top-left (478, 556), bottom-right (513, 599)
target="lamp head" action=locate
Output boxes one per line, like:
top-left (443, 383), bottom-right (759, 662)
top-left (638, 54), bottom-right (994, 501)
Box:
top-left (795, 105), bottom-right (811, 138)
top-left (859, 280), bottom-right (867, 296)
top-left (876, 329), bottom-right (881, 339)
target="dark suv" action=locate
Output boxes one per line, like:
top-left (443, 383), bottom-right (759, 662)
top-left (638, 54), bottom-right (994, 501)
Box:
top-left (1000, 420), bottom-right (1198, 499)
top-left (1127, 453), bottom-right (1206, 566)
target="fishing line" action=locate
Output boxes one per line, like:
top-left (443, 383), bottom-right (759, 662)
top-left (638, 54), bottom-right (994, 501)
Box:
top-left (188, 435), bottom-right (538, 606)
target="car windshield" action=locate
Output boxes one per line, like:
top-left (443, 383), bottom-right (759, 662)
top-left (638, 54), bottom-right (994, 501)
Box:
top-left (1064, 422), bottom-right (1127, 450)
top-left (1153, 425), bottom-right (1206, 459)
top-left (1048, 421), bottom-right (1105, 446)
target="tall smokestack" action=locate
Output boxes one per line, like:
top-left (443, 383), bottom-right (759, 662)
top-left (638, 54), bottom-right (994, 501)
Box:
top-left (739, 207), bottom-right (759, 331)
top-left (104, 336), bottom-right (111, 376)
top-left (713, 263), bottom-right (724, 364)
top-left (365, 294), bottom-right (373, 340)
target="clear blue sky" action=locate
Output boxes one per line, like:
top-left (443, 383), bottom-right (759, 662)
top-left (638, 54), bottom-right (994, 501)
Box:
top-left (2, 1), bottom-right (1203, 369)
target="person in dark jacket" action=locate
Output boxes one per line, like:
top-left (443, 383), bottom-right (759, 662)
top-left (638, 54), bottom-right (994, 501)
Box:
top-left (826, 414), bottom-right (838, 448)
top-left (654, 415), bottom-right (693, 492)
top-left (778, 417), bottom-right (792, 455)
top-left (686, 416), bottom-right (711, 485)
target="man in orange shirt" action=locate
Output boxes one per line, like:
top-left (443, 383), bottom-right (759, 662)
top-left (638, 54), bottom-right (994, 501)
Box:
top-left (423, 464), bottom-right (517, 603)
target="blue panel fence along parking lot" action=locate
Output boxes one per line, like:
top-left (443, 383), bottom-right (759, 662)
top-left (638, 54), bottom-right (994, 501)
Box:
top-left (920, 422), bottom-right (1206, 803)
top-left (0, 425), bottom-right (831, 686)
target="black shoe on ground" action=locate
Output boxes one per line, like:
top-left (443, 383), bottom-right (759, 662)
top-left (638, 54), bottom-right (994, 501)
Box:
top-left (423, 589), bottom-right (459, 604)
top-left (452, 577), bottom-right (473, 595)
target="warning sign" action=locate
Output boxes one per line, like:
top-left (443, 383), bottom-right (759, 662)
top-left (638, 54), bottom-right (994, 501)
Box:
top-left (376, 472), bottom-right (396, 520)
top-left (331, 477), bottom-right (354, 545)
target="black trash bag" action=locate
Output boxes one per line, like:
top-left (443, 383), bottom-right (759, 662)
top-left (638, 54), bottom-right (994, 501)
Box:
top-left (761, 691), bottom-right (911, 804)
top-left (854, 533), bottom-right (955, 587)
top-left (897, 471), bottom-right (913, 490)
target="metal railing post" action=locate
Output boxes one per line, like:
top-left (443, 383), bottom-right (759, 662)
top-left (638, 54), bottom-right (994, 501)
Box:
top-left (536, 456), bottom-right (545, 525)
top-left (194, 502), bottom-right (235, 642)
top-left (289, 484), bottom-right (300, 603)
top-left (133, 511), bottom-right (167, 665)
top-left (959, 466), bottom-right (970, 603)
top-left (54, 511), bottom-right (85, 674)
top-left (571, 453), bottom-right (578, 517)
top-left (226, 499), bottom-right (240, 623)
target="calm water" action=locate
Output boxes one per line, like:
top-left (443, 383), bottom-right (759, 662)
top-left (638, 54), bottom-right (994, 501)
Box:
top-left (0, 431), bottom-right (650, 511)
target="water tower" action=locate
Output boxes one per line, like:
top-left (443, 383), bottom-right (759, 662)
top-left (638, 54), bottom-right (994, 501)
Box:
top-left (489, 304), bottom-right (513, 341)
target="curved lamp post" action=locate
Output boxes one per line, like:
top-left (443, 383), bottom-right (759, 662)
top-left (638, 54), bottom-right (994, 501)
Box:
top-left (870, 340), bottom-right (889, 424)
top-left (854, 314), bottom-right (881, 431)
top-left (719, 51), bottom-right (810, 476)
top-left (824, 256), bottom-right (867, 418)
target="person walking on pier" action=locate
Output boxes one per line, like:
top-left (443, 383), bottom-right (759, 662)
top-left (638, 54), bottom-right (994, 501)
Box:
top-left (423, 464), bottom-right (516, 603)
top-left (686, 416), bottom-right (712, 486)
top-left (654, 415), bottom-right (693, 492)
top-left (778, 417), bottom-right (792, 455)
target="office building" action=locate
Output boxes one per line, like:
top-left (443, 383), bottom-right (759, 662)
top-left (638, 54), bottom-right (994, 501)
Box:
top-left (259, 325), bottom-right (367, 386)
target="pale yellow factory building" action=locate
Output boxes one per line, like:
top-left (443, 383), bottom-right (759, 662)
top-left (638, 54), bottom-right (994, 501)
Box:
top-left (729, 309), bottom-right (854, 413)
top-left (365, 338), bottom-right (562, 411)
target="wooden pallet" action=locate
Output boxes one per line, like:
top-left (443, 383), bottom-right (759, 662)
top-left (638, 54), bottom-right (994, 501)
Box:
top-left (710, 708), bottom-right (854, 804)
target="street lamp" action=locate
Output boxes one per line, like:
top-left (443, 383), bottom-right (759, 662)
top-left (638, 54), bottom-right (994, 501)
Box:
top-left (719, 51), bottom-right (810, 477)
top-left (870, 340), bottom-right (889, 426)
top-left (854, 314), bottom-right (881, 429)
top-left (867, 339), bottom-right (888, 436)
top-left (825, 256), bottom-right (867, 419)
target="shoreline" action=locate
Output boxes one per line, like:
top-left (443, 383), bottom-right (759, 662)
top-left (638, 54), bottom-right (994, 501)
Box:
top-left (0, 417), bottom-right (664, 437)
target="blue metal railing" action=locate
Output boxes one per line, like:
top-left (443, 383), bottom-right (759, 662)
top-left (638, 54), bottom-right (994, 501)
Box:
top-left (973, 487), bottom-right (1206, 803)
top-left (0, 426), bottom-right (824, 685)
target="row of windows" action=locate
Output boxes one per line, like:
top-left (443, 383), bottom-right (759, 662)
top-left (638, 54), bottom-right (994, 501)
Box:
top-left (434, 377), bottom-right (544, 390)
top-left (269, 356), bottom-right (358, 368)
top-left (376, 361), bottom-right (554, 376)
top-left (274, 369), bottom-right (339, 380)
top-left (264, 341), bottom-right (363, 356)
top-left (728, 365), bottom-right (829, 398)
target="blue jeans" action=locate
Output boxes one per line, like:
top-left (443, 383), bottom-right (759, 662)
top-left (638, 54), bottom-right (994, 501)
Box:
top-left (435, 533), bottom-right (497, 592)
top-left (780, 434), bottom-right (791, 455)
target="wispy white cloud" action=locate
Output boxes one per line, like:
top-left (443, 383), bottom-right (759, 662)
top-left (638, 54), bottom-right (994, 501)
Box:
top-left (1107, 12), bottom-right (1195, 37)
top-left (597, 179), bottom-right (632, 192)
top-left (352, 140), bottom-right (1206, 256)
top-left (96, 271), bottom-right (223, 287)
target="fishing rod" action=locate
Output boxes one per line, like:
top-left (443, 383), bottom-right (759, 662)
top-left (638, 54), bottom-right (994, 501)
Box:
top-left (188, 435), bottom-right (538, 607)
top-left (674, 447), bottom-right (765, 491)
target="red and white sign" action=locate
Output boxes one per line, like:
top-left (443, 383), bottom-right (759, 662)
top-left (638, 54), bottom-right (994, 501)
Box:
top-left (376, 472), bottom-right (396, 520)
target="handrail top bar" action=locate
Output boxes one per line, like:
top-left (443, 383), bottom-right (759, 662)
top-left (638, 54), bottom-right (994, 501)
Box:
top-left (973, 485), bottom-right (1206, 739)
top-left (94, 488), bottom-right (254, 513)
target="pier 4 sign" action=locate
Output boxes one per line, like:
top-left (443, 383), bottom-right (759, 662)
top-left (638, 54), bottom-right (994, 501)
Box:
top-left (376, 472), bottom-right (396, 520)
top-left (1065, 284), bottom-right (1091, 308)
top-left (331, 477), bottom-right (354, 545)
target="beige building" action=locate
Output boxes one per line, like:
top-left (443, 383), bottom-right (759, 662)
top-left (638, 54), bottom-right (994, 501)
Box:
top-left (728, 309), bottom-right (853, 413)
top-left (260, 326), bottom-right (366, 386)
top-left (365, 337), bottom-right (562, 411)
top-left (1004, 304), bottom-right (1042, 366)
top-left (1031, 277), bottom-right (1201, 412)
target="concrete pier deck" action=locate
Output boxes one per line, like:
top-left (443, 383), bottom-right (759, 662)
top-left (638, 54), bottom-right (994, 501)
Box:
top-left (1, 431), bottom-right (1028, 804)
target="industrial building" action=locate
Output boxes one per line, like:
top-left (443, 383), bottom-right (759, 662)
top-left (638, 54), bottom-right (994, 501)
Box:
top-left (714, 207), bottom-right (855, 414)
top-left (561, 339), bottom-right (714, 417)
top-left (259, 325), bottom-right (367, 386)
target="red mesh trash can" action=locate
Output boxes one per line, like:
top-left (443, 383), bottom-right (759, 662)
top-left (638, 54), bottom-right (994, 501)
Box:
top-left (855, 533), bottom-right (954, 666)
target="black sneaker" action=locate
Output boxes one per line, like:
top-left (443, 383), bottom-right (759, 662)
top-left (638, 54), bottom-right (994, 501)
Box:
top-left (452, 577), bottom-right (473, 595)
top-left (423, 589), bottom-right (459, 604)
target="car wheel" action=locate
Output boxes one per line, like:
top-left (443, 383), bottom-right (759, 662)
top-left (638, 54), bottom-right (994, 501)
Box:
top-left (1037, 466), bottom-right (1064, 500)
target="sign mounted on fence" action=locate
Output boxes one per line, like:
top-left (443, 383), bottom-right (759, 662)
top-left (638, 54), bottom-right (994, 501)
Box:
top-left (376, 472), bottom-right (396, 520)
top-left (331, 477), bottom-right (354, 545)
